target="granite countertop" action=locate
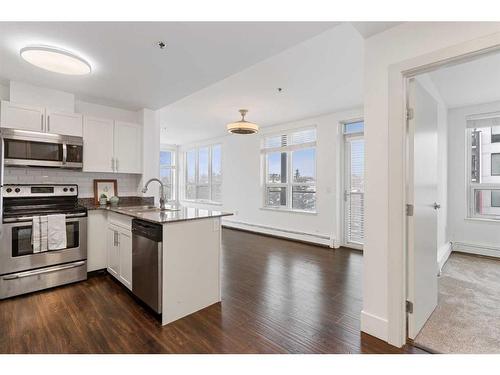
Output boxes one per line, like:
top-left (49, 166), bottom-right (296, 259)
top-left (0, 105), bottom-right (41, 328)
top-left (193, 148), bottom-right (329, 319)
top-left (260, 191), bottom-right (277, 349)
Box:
top-left (79, 196), bottom-right (232, 224)
top-left (109, 205), bottom-right (233, 224)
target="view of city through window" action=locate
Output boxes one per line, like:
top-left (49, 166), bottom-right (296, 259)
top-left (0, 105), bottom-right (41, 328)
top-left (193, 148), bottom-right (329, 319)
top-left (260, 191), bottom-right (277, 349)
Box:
top-left (469, 123), bottom-right (500, 219)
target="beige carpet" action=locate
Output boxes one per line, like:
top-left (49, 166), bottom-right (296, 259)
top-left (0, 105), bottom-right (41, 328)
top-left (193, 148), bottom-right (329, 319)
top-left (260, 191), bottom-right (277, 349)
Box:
top-left (414, 252), bottom-right (500, 353)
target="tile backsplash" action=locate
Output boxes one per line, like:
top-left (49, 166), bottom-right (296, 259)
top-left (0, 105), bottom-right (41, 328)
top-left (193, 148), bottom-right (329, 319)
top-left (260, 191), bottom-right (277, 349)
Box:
top-left (3, 167), bottom-right (142, 198)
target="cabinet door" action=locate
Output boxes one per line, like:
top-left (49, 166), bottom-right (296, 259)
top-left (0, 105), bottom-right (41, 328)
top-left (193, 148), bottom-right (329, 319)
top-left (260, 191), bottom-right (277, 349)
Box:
top-left (87, 211), bottom-right (108, 272)
top-left (118, 229), bottom-right (133, 290)
top-left (106, 226), bottom-right (120, 278)
top-left (83, 116), bottom-right (114, 172)
top-left (0, 100), bottom-right (45, 132)
top-left (46, 110), bottom-right (83, 137)
top-left (114, 121), bottom-right (142, 174)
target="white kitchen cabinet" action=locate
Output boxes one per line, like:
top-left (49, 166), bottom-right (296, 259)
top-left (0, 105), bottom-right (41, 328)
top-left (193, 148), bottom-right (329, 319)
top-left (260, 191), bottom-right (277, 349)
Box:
top-left (106, 216), bottom-right (132, 290)
top-left (83, 116), bottom-right (142, 174)
top-left (87, 210), bottom-right (108, 272)
top-left (107, 225), bottom-right (120, 278)
top-left (118, 229), bottom-right (132, 289)
top-left (0, 100), bottom-right (45, 132)
top-left (46, 109), bottom-right (83, 137)
top-left (83, 116), bottom-right (115, 173)
top-left (114, 121), bottom-right (142, 173)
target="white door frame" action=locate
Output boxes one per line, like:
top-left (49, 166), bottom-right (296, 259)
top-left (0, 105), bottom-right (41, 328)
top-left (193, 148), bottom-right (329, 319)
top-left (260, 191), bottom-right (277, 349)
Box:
top-left (387, 32), bottom-right (500, 347)
top-left (340, 119), bottom-right (365, 250)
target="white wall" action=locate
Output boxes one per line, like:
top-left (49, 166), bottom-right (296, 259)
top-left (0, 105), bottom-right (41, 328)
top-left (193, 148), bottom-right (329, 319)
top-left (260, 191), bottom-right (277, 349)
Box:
top-left (0, 82), bottom-right (9, 101)
top-left (363, 22), bottom-right (500, 342)
top-left (177, 108), bottom-right (362, 247)
top-left (447, 101), bottom-right (500, 255)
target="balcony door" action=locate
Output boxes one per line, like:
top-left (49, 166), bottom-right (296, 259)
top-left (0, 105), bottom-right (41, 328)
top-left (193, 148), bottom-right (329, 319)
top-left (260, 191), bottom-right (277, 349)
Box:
top-left (343, 120), bottom-right (365, 249)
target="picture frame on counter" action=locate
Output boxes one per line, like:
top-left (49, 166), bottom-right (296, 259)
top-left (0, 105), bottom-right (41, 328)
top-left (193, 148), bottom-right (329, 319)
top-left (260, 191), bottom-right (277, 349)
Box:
top-left (93, 179), bottom-right (118, 204)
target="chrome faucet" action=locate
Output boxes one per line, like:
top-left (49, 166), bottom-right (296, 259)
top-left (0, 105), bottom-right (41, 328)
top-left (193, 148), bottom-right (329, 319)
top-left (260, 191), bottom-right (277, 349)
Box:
top-left (142, 178), bottom-right (168, 210)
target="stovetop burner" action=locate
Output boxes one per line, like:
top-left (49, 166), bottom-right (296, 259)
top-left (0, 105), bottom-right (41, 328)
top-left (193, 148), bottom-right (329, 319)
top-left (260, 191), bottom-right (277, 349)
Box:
top-left (2, 184), bottom-right (87, 223)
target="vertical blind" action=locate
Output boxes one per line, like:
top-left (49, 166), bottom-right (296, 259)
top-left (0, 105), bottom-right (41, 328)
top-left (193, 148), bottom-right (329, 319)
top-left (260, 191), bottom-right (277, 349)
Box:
top-left (346, 138), bottom-right (365, 245)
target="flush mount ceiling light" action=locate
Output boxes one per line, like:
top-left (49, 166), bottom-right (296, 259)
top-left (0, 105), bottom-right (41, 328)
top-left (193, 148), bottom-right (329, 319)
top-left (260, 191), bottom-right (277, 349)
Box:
top-left (226, 109), bottom-right (259, 135)
top-left (20, 45), bottom-right (91, 75)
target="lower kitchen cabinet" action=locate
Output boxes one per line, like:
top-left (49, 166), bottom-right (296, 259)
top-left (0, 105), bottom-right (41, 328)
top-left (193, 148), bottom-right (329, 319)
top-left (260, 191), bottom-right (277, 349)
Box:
top-left (87, 211), bottom-right (108, 272)
top-left (107, 222), bottom-right (132, 290)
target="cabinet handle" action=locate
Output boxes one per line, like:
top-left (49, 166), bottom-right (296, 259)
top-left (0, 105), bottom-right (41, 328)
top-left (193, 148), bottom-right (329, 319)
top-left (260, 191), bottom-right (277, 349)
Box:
top-left (116, 159), bottom-right (119, 172)
top-left (40, 114), bottom-right (44, 131)
top-left (111, 158), bottom-right (114, 171)
top-left (47, 115), bottom-right (50, 132)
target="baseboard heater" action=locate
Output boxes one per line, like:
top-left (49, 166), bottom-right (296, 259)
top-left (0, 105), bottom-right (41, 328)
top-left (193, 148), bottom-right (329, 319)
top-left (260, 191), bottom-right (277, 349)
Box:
top-left (222, 219), bottom-right (333, 247)
top-left (451, 241), bottom-right (500, 258)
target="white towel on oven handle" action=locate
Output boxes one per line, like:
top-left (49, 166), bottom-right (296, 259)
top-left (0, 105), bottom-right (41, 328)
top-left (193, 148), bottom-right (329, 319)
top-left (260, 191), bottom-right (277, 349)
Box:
top-left (32, 216), bottom-right (48, 253)
top-left (47, 214), bottom-right (67, 251)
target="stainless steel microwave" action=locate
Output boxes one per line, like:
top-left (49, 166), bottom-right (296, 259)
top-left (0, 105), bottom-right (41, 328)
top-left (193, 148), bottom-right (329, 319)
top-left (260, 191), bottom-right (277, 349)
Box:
top-left (0, 128), bottom-right (83, 169)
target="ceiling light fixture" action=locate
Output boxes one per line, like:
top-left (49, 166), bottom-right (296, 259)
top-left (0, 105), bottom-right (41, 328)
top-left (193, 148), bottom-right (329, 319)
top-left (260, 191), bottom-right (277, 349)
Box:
top-left (20, 45), bottom-right (91, 75)
top-left (226, 109), bottom-right (259, 135)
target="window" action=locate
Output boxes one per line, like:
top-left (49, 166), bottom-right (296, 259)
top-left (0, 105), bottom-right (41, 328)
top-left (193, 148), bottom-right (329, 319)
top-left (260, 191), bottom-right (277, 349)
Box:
top-left (262, 128), bottom-right (316, 212)
top-left (467, 114), bottom-right (500, 219)
top-left (160, 147), bottom-right (176, 200)
top-left (184, 144), bottom-right (222, 203)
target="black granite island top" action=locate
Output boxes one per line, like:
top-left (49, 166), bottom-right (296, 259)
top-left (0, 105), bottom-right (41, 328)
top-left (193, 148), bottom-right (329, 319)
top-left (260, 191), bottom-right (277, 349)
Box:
top-left (109, 205), bottom-right (233, 224)
top-left (79, 197), bottom-right (232, 225)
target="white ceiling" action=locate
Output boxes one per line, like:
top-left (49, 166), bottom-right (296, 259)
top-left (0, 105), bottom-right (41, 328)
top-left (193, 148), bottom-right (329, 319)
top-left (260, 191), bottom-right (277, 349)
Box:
top-left (157, 22), bottom-right (402, 144)
top-left (350, 22), bottom-right (402, 38)
top-left (0, 22), bottom-right (337, 110)
top-left (429, 52), bottom-right (500, 108)
top-left (160, 23), bottom-right (365, 144)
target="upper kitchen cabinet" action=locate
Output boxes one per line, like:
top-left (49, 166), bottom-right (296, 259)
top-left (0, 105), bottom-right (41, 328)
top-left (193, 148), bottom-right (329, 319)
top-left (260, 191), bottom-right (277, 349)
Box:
top-left (83, 117), bottom-right (142, 174)
top-left (83, 116), bottom-right (115, 173)
top-left (114, 121), bottom-right (142, 174)
top-left (45, 109), bottom-right (83, 137)
top-left (0, 100), bottom-right (45, 132)
top-left (1, 101), bottom-right (83, 137)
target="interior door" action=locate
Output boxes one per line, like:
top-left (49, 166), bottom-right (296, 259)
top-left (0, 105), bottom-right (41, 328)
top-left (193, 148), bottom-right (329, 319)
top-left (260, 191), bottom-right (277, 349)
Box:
top-left (344, 134), bottom-right (365, 247)
top-left (407, 78), bottom-right (439, 339)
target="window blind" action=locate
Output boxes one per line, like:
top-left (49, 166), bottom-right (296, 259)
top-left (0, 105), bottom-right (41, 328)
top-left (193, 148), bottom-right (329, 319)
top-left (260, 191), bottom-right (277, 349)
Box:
top-left (263, 128), bottom-right (316, 151)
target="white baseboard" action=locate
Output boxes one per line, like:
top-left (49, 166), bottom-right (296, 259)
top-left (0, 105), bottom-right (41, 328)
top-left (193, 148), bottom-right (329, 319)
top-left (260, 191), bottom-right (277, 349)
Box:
top-left (437, 242), bottom-right (452, 275)
top-left (452, 241), bottom-right (500, 258)
top-left (222, 219), bottom-right (334, 248)
top-left (360, 310), bottom-right (388, 341)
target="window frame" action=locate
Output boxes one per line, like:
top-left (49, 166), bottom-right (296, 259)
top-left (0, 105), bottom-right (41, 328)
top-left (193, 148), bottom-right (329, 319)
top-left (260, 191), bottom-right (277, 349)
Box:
top-left (184, 143), bottom-right (222, 205)
top-left (261, 127), bottom-right (317, 213)
top-left (159, 145), bottom-right (177, 201)
top-left (466, 124), bottom-right (500, 221)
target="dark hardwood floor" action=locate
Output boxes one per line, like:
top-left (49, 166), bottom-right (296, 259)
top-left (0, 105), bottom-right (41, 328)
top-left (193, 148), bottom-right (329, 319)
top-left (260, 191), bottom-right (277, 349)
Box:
top-left (0, 228), bottom-right (424, 354)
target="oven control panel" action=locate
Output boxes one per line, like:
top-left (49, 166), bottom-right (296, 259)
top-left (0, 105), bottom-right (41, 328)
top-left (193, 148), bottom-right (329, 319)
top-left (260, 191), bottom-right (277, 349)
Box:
top-left (2, 185), bottom-right (78, 197)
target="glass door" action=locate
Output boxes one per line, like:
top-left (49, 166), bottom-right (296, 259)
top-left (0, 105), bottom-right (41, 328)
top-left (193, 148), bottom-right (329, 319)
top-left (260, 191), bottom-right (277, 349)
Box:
top-left (343, 121), bottom-right (365, 248)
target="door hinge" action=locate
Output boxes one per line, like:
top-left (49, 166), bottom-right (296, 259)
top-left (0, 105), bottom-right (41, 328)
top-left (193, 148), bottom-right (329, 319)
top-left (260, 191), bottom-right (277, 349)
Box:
top-left (406, 108), bottom-right (414, 121)
top-left (406, 204), bottom-right (414, 217)
top-left (406, 300), bottom-right (413, 314)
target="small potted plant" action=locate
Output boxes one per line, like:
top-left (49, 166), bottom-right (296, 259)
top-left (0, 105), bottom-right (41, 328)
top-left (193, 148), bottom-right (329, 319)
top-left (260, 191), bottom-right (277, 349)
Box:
top-left (99, 193), bottom-right (108, 207)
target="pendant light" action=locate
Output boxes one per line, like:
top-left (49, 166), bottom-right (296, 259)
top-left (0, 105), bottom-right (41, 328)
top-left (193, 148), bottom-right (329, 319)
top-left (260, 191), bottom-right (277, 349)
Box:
top-left (226, 109), bottom-right (259, 134)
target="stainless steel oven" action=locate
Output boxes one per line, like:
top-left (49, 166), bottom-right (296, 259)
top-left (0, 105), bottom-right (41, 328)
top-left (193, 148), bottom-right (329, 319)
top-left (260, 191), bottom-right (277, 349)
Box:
top-left (0, 184), bottom-right (87, 299)
top-left (0, 128), bottom-right (83, 169)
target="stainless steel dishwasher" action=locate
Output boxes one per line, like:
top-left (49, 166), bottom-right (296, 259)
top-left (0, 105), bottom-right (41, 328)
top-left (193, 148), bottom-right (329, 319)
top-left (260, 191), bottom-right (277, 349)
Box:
top-left (132, 219), bottom-right (162, 313)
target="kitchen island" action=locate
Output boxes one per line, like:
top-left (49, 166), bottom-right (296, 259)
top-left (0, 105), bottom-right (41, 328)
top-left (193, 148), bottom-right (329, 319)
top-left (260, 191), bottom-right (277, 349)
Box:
top-left (85, 201), bottom-right (232, 326)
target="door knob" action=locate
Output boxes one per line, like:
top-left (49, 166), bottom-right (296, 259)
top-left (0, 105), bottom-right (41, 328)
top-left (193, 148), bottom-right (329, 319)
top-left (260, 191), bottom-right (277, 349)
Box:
top-left (433, 202), bottom-right (441, 210)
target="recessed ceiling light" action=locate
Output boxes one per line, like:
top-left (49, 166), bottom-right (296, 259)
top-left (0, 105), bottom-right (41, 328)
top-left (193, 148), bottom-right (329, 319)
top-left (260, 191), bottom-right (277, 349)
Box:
top-left (20, 45), bottom-right (91, 75)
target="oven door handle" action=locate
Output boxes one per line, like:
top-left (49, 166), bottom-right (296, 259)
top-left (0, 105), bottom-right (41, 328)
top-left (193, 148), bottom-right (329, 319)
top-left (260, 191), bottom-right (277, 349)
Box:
top-left (2, 212), bottom-right (87, 223)
top-left (2, 261), bottom-right (86, 280)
